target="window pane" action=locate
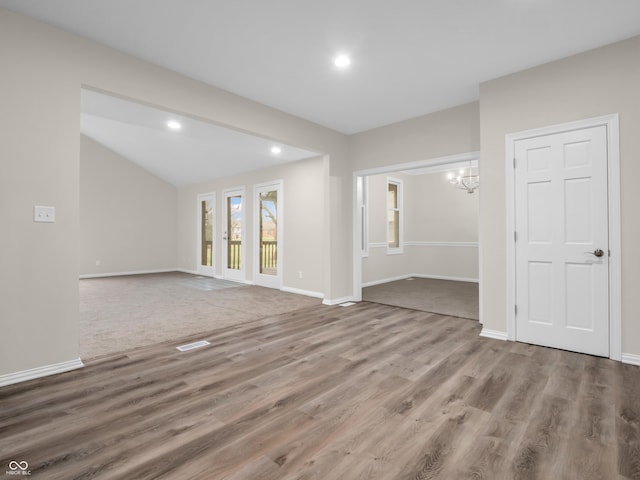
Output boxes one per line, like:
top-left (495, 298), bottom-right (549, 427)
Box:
top-left (200, 199), bottom-right (213, 266)
top-left (388, 210), bottom-right (399, 248)
top-left (388, 183), bottom-right (398, 209)
top-left (259, 190), bottom-right (277, 275)
top-left (227, 195), bottom-right (242, 270)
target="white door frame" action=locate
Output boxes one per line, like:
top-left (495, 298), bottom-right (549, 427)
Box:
top-left (253, 180), bottom-right (284, 289)
top-left (196, 192), bottom-right (216, 277)
top-left (505, 114), bottom-right (621, 361)
top-left (222, 186), bottom-right (246, 282)
top-left (352, 151), bottom-right (482, 320)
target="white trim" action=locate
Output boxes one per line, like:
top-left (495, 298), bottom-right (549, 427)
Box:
top-left (176, 268), bottom-right (199, 275)
top-left (353, 151), bottom-right (481, 305)
top-left (0, 358), bottom-right (84, 387)
top-left (404, 241), bottom-right (479, 248)
top-left (413, 273), bottom-right (479, 283)
top-left (323, 296), bottom-right (355, 306)
top-left (401, 159), bottom-right (479, 176)
top-left (281, 286), bottom-right (324, 299)
top-left (368, 241), bottom-right (479, 249)
top-left (621, 353), bottom-right (640, 367)
top-left (362, 274), bottom-right (413, 287)
top-left (79, 269), bottom-right (175, 279)
top-left (362, 273), bottom-right (479, 288)
top-left (357, 151), bottom-right (480, 178)
top-left (505, 114), bottom-right (621, 360)
top-left (479, 328), bottom-right (508, 341)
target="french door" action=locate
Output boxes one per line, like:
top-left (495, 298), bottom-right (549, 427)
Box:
top-left (197, 193), bottom-right (215, 277)
top-left (222, 188), bottom-right (245, 282)
top-left (514, 125), bottom-right (609, 356)
top-left (254, 181), bottom-right (283, 289)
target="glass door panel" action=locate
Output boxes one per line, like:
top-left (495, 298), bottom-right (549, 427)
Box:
top-left (254, 181), bottom-right (282, 289)
top-left (223, 189), bottom-right (245, 281)
top-left (259, 190), bottom-right (277, 275)
top-left (197, 193), bottom-right (215, 276)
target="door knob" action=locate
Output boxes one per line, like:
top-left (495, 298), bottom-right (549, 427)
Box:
top-left (585, 249), bottom-right (604, 257)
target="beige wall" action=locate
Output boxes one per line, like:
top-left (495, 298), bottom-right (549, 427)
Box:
top-left (0, 8), bottom-right (347, 377)
top-left (79, 135), bottom-right (177, 276)
top-left (177, 156), bottom-right (325, 295)
top-left (479, 35), bottom-right (640, 355)
top-left (362, 171), bottom-right (479, 285)
top-left (3, 3), bottom-right (638, 381)
top-left (349, 102), bottom-right (480, 171)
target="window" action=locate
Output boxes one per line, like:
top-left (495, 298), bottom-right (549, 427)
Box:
top-left (387, 177), bottom-right (403, 253)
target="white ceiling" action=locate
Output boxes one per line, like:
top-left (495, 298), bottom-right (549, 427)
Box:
top-left (2, 0), bottom-right (640, 135)
top-left (3, 1), bottom-right (640, 186)
top-left (81, 89), bottom-right (320, 187)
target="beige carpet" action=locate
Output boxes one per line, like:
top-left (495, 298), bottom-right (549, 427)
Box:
top-left (79, 272), bottom-right (322, 359)
top-left (363, 277), bottom-right (479, 320)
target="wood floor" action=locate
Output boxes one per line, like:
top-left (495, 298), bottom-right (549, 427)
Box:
top-left (1, 302), bottom-right (639, 479)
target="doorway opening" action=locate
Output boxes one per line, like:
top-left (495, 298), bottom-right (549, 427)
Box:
top-left (353, 152), bottom-right (481, 322)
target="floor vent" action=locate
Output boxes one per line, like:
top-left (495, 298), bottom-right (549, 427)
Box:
top-left (338, 302), bottom-right (356, 307)
top-left (176, 340), bottom-right (210, 352)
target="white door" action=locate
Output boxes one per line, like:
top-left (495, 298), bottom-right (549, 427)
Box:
top-left (514, 125), bottom-right (609, 357)
top-left (197, 193), bottom-right (216, 276)
top-left (222, 188), bottom-right (245, 282)
top-left (254, 181), bottom-right (283, 289)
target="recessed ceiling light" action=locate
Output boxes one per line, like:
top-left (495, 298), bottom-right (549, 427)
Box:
top-left (270, 146), bottom-right (282, 154)
top-left (167, 120), bottom-right (182, 130)
top-left (334, 54), bottom-right (351, 68)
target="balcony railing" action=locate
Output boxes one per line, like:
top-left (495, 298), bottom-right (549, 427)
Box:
top-left (223, 240), bottom-right (277, 273)
top-left (261, 240), bottom-right (277, 274)
top-left (228, 240), bottom-right (241, 270)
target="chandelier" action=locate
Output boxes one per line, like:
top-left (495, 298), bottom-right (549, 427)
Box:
top-left (447, 160), bottom-right (479, 194)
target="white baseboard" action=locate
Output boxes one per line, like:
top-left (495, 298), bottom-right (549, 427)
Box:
top-left (363, 273), bottom-right (479, 288)
top-left (80, 269), bottom-right (176, 279)
top-left (322, 296), bottom-right (355, 306)
top-left (281, 286), bottom-right (324, 299)
top-left (0, 358), bottom-right (84, 388)
top-left (412, 273), bottom-right (479, 283)
top-left (621, 353), bottom-right (640, 366)
top-left (177, 268), bottom-right (199, 275)
top-left (362, 274), bottom-right (412, 288)
top-left (479, 328), bottom-right (508, 341)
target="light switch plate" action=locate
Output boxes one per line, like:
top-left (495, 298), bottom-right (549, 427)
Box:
top-left (34, 206), bottom-right (55, 223)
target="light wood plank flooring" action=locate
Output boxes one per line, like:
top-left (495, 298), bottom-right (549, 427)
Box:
top-left (1, 302), bottom-right (638, 479)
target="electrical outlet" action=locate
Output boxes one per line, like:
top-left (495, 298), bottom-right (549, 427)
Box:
top-left (298, 271), bottom-right (303, 279)
top-left (95, 260), bottom-right (101, 266)
top-left (34, 206), bottom-right (55, 223)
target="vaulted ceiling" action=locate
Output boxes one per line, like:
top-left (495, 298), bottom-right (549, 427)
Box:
top-left (2, 0), bottom-right (640, 184)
